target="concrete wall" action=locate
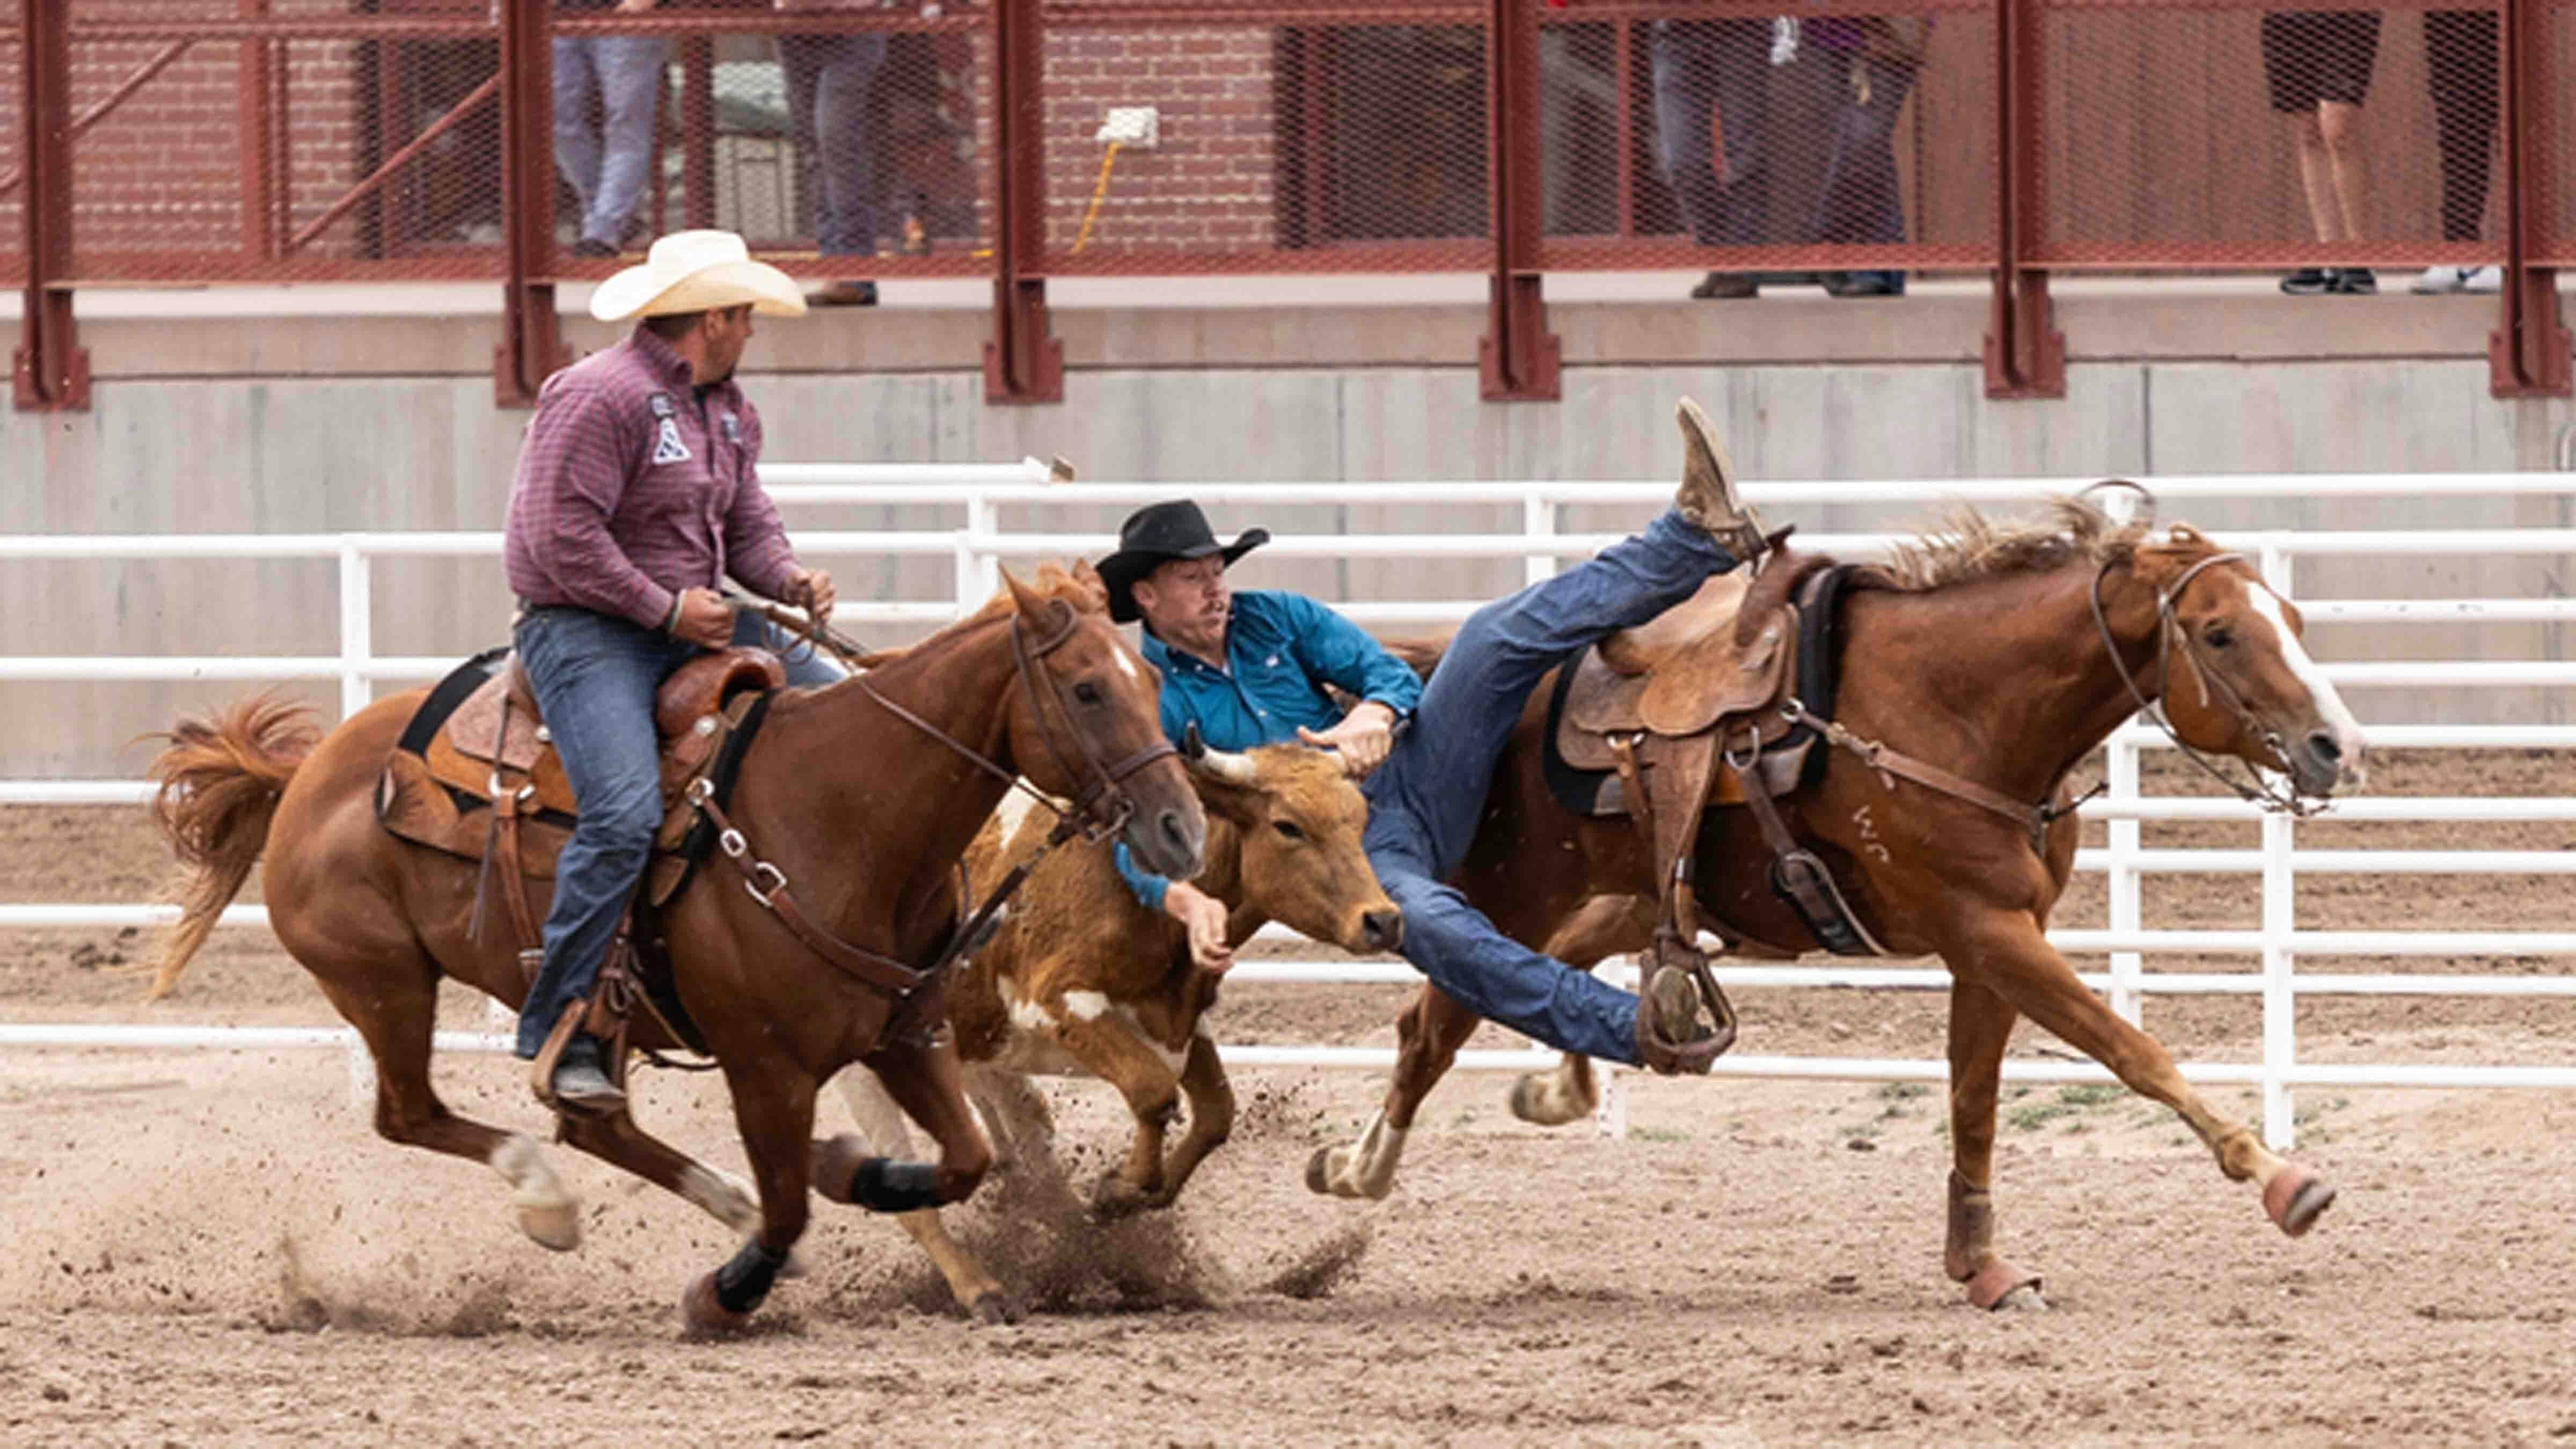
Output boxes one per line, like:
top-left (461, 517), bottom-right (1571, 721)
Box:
top-left (6, 281), bottom-right (2572, 774)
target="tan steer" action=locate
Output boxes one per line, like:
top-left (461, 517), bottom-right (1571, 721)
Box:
top-left (836, 739), bottom-right (1401, 1322)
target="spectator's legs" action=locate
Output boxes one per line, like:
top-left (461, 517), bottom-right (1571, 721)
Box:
top-left (814, 35), bottom-right (890, 267)
top-left (511, 609), bottom-right (687, 1059)
top-left (2288, 105), bottom-right (2357, 245)
top-left (1807, 54), bottom-right (1917, 290)
top-left (583, 34), bottom-right (668, 250)
top-left (780, 35), bottom-right (828, 241)
top-left (551, 36), bottom-right (603, 227)
top-left (2424, 9), bottom-right (2499, 246)
top-left (1651, 21), bottom-right (1769, 248)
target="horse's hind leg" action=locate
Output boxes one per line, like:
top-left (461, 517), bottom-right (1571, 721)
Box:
top-left (1958, 911), bottom-right (2336, 1239)
top-left (1943, 979), bottom-right (2046, 1312)
top-left (554, 1102), bottom-right (810, 1275)
top-left (1307, 984), bottom-right (1480, 1199)
top-left (311, 962), bottom-right (581, 1252)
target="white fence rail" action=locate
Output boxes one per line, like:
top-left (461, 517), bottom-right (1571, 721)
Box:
top-left (5, 467), bottom-right (2574, 1148)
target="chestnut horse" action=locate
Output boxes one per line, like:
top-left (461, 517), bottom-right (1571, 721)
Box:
top-left (145, 566), bottom-right (1206, 1334)
top-left (1306, 500), bottom-right (2368, 1310)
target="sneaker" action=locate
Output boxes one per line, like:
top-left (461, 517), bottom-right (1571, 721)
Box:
top-left (2461, 264), bottom-right (2504, 294)
top-left (2279, 267), bottom-right (2336, 296)
top-left (1689, 270), bottom-right (1759, 300)
top-left (2333, 267), bottom-right (2378, 295)
top-left (809, 279), bottom-right (880, 308)
top-left (546, 1034), bottom-right (626, 1115)
top-left (1672, 397), bottom-right (1755, 543)
top-left (1822, 269), bottom-right (1905, 298)
top-left (2415, 264), bottom-right (2504, 294)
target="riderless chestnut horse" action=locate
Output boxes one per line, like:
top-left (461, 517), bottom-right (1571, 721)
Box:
top-left (144, 565), bottom-right (1206, 1334)
top-left (1307, 497), bottom-right (2368, 1311)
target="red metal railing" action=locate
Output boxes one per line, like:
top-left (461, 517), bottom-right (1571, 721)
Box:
top-left (9, 0), bottom-right (2568, 410)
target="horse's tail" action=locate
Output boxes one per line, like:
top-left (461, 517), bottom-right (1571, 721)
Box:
top-left (143, 692), bottom-right (320, 1000)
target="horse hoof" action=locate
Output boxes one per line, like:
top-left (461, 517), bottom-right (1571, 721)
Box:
top-left (1304, 1147), bottom-right (1334, 1196)
top-left (969, 1291), bottom-right (1023, 1327)
top-left (2264, 1169), bottom-right (2337, 1238)
top-left (1506, 1074), bottom-right (1543, 1124)
top-left (1964, 1258), bottom-right (2045, 1312)
top-left (516, 1200), bottom-right (582, 1253)
top-left (679, 1271), bottom-right (755, 1338)
top-left (1089, 1176), bottom-right (1150, 1220)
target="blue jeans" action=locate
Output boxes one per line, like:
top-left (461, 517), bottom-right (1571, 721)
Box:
top-left (1650, 20), bottom-right (1773, 248)
top-left (552, 34), bottom-right (667, 249)
top-left (512, 606), bottom-right (841, 1057)
top-left (781, 34), bottom-right (889, 264)
top-left (1805, 52), bottom-right (1917, 288)
top-left (1362, 510), bottom-right (1739, 1066)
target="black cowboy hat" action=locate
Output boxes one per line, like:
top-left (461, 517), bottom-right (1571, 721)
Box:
top-left (1096, 500), bottom-right (1270, 624)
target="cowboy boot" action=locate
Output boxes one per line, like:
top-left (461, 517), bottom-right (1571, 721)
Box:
top-left (1635, 929), bottom-right (1732, 1075)
top-left (1673, 398), bottom-right (1767, 564)
top-left (545, 1033), bottom-right (627, 1116)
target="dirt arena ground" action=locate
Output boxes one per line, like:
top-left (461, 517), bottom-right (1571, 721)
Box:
top-left (5, 749), bottom-right (2574, 1446)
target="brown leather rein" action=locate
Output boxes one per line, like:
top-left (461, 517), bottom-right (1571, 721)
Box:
top-left (702, 600), bottom-right (1179, 1007)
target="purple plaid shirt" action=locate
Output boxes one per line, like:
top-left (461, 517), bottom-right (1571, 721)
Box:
top-left (502, 326), bottom-right (799, 631)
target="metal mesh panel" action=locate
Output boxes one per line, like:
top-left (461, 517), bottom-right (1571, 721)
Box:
top-left (60, 4), bottom-right (505, 281)
top-left (2037, 3), bottom-right (2492, 275)
top-left (632, 17), bottom-right (987, 281)
top-left (1538, 8), bottom-right (1992, 277)
top-left (2543, 0), bottom-right (2574, 265)
top-left (282, 36), bottom-right (503, 274)
top-left (0, 32), bottom-right (24, 287)
top-left (1040, 17), bottom-right (1491, 272)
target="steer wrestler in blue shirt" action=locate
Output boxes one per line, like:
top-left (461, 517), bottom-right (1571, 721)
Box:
top-left (1100, 499), bottom-right (1425, 972)
top-left (1098, 399), bottom-right (1764, 1075)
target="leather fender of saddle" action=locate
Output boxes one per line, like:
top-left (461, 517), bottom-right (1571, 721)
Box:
top-left (1553, 549), bottom-right (1843, 809)
top-left (376, 646), bottom-right (787, 884)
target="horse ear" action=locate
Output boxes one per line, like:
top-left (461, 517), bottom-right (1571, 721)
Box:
top-left (1000, 566), bottom-right (1043, 619)
top-left (1069, 559), bottom-right (1109, 613)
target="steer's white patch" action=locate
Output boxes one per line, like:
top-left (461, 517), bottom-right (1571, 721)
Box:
top-left (837, 1067), bottom-right (921, 1158)
top-left (2246, 589), bottom-right (2366, 752)
top-left (1062, 990), bottom-right (1110, 1021)
top-left (991, 786), bottom-right (1038, 844)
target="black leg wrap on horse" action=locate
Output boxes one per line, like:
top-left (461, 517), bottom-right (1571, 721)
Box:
top-left (712, 1239), bottom-right (788, 1314)
top-left (848, 1156), bottom-right (945, 1213)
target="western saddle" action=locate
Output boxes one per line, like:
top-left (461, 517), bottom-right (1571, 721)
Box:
top-left (1548, 534), bottom-right (1890, 1057)
top-left (377, 645), bottom-right (786, 1002)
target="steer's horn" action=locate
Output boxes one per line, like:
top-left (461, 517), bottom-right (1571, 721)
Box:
top-left (1181, 724), bottom-right (1257, 785)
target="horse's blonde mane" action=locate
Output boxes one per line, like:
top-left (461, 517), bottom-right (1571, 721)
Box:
top-left (1876, 495), bottom-right (2160, 592)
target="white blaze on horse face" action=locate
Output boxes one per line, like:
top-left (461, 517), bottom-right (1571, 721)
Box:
top-left (1112, 648), bottom-right (1143, 685)
top-left (2246, 589), bottom-right (2365, 767)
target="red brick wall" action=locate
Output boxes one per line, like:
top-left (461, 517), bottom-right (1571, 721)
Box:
top-left (1041, 27), bottom-right (1277, 257)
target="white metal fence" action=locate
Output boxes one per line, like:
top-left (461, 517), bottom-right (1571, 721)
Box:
top-left (6, 465), bottom-right (2575, 1150)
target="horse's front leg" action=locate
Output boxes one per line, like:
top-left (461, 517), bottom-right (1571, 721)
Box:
top-left (1307, 983), bottom-right (1481, 1199)
top-left (831, 1063), bottom-right (1015, 1323)
top-left (680, 1056), bottom-right (818, 1337)
top-left (1953, 909), bottom-right (2337, 1237)
top-left (1942, 976), bottom-right (2047, 1311)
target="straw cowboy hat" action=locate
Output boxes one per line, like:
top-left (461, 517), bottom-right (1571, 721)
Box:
top-left (1096, 500), bottom-right (1270, 624)
top-left (589, 229), bottom-right (807, 323)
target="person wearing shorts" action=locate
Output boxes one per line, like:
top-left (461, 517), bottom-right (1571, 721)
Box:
top-left (2260, 10), bottom-right (2381, 295)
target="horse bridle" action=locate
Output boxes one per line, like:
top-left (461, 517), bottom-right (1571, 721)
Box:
top-left (2088, 550), bottom-right (2321, 817)
top-left (841, 600), bottom-right (1177, 845)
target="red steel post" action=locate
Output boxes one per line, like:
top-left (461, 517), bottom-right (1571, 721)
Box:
top-left (2487, 0), bottom-right (2569, 397)
top-left (984, 0), bottom-right (1063, 404)
top-left (494, 0), bottom-right (566, 407)
top-left (12, 0), bottom-right (89, 411)
top-left (1480, 0), bottom-right (1560, 400)
top-left (1982, 0), bottom-right (2062, 399)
